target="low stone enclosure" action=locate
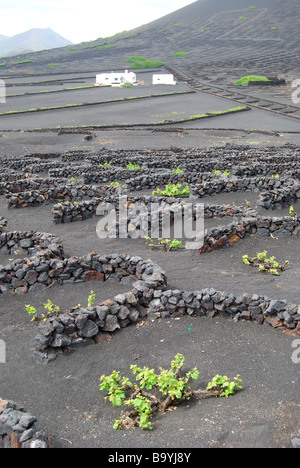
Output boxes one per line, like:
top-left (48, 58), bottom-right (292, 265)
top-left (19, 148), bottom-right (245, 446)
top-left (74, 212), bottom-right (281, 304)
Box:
top-left (0, 216), bottom-right (7, 233)
top-left (1, 146), bottom-right (299, 214)
top-left (1, 144), bottom-right (299, 307)
top-left (1, 226), bottom-right (299, 365)
top-left (1, 145), bottom-right (300, 447)
top-left (34, 269), bottom-right (300, 363)
top-left (0, 399), bottom-right (48, 448)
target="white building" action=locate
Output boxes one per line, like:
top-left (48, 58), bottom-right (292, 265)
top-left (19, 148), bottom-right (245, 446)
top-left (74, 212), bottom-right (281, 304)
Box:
top-left (152, 74), bottom-right (177, 85)
top-left (95, 70), bottom-right (137, 87)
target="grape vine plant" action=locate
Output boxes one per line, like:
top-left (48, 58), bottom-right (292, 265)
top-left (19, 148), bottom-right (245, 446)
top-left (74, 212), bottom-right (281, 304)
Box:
top-left (99, 354), bottom-right (242, 430)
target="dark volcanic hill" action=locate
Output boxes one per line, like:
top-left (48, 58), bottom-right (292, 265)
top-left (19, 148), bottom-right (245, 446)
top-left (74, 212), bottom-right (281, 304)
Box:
top-left (0, 0), bottom-right (299, 83)
top-left (0, 28), bottom-right (73, 57)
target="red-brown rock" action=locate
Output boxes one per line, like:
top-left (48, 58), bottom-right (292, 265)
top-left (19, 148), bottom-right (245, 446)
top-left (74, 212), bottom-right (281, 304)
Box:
top-left (83, 270), bottom-right (104, 282)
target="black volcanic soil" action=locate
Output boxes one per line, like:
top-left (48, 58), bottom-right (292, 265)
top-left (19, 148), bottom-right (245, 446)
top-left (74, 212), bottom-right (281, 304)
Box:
top-left (1, 0), bottom-right (300, 79)
top-left (0, 0), bottom-right (299, 450)
top-left (0, 136), bottom-right (299, 449)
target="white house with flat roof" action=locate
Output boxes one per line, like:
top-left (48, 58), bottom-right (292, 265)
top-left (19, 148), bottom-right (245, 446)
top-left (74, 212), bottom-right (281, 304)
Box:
top-left (152, 74), bottom-right (177, 85)
top-left (95, 70), bottom-right (136, 86)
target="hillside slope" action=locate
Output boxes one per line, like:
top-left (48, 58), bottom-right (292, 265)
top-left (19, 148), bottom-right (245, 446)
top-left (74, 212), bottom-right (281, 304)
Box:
top-left (0, 28), bottom-right (72, 57)
top-left (0, 0), bottom-right (299, 81)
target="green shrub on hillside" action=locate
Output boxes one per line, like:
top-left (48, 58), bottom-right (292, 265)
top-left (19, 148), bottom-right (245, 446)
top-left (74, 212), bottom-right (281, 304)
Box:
top-left (98, 44), bottom-right (116, 50)
top-left (126, 56), bottom-right (148, 63)
top-left (127, 56), bottom-right (165, 69)
top-left (14, 59), bottom-right (33, 64)
top-left (235, 75), bottom-right (270, 85)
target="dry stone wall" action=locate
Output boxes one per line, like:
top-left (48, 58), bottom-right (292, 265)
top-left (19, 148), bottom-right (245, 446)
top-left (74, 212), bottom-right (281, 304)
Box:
top-left (33, 266), bottom-right (300, 363)
top-left (0, 399), bottom-right (49, 448)
top-left (0, 216), bottom-right (7, 233)
top-left (1, 146), bottom-right (300, 447)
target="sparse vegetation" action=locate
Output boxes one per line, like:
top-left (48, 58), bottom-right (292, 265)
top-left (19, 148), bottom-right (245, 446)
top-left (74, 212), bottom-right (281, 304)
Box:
top-left (126, 162), bottom-right (141, 170)
top-left (212, 169), bottom-right (231, 177)
top-left (98, 44), bottom-right (116, 51)
top-left (0, 0), bottom-right (299, 451)
top-left (172, 167), bottom-right (183, 173)
top-left (14, 59), bottom-right (33, 64)
top-left (70, 176), bottom-right (83, 183)
top-left (188, 107), bottom-right (248, 119)
top-left (145, 237), bottom-right (183, 251)
top-left (25, 291), bottom-right (96, 322)
top-left (0, 92), bottom-right (195, 117)
top-left (87, 290), bottom-right (96, 307)
top-left (289, 205), bottom-right (297, 217)
top-left (25, 300), bottom-right (60, 322)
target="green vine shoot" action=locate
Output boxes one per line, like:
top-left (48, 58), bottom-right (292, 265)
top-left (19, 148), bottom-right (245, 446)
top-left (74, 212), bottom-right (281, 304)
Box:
top-left (242, 250), bottom-right (289, 276)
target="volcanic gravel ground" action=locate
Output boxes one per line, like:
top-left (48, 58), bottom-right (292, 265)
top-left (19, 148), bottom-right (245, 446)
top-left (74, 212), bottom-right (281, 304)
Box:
top-left (0, 166), bottom-right (299, 448)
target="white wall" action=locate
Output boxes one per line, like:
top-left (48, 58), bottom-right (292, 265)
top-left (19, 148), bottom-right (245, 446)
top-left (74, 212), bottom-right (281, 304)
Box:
top-left (152, 74), bottom-right (177, 85)
top-left (96, 71), bottom-right (136, 85)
